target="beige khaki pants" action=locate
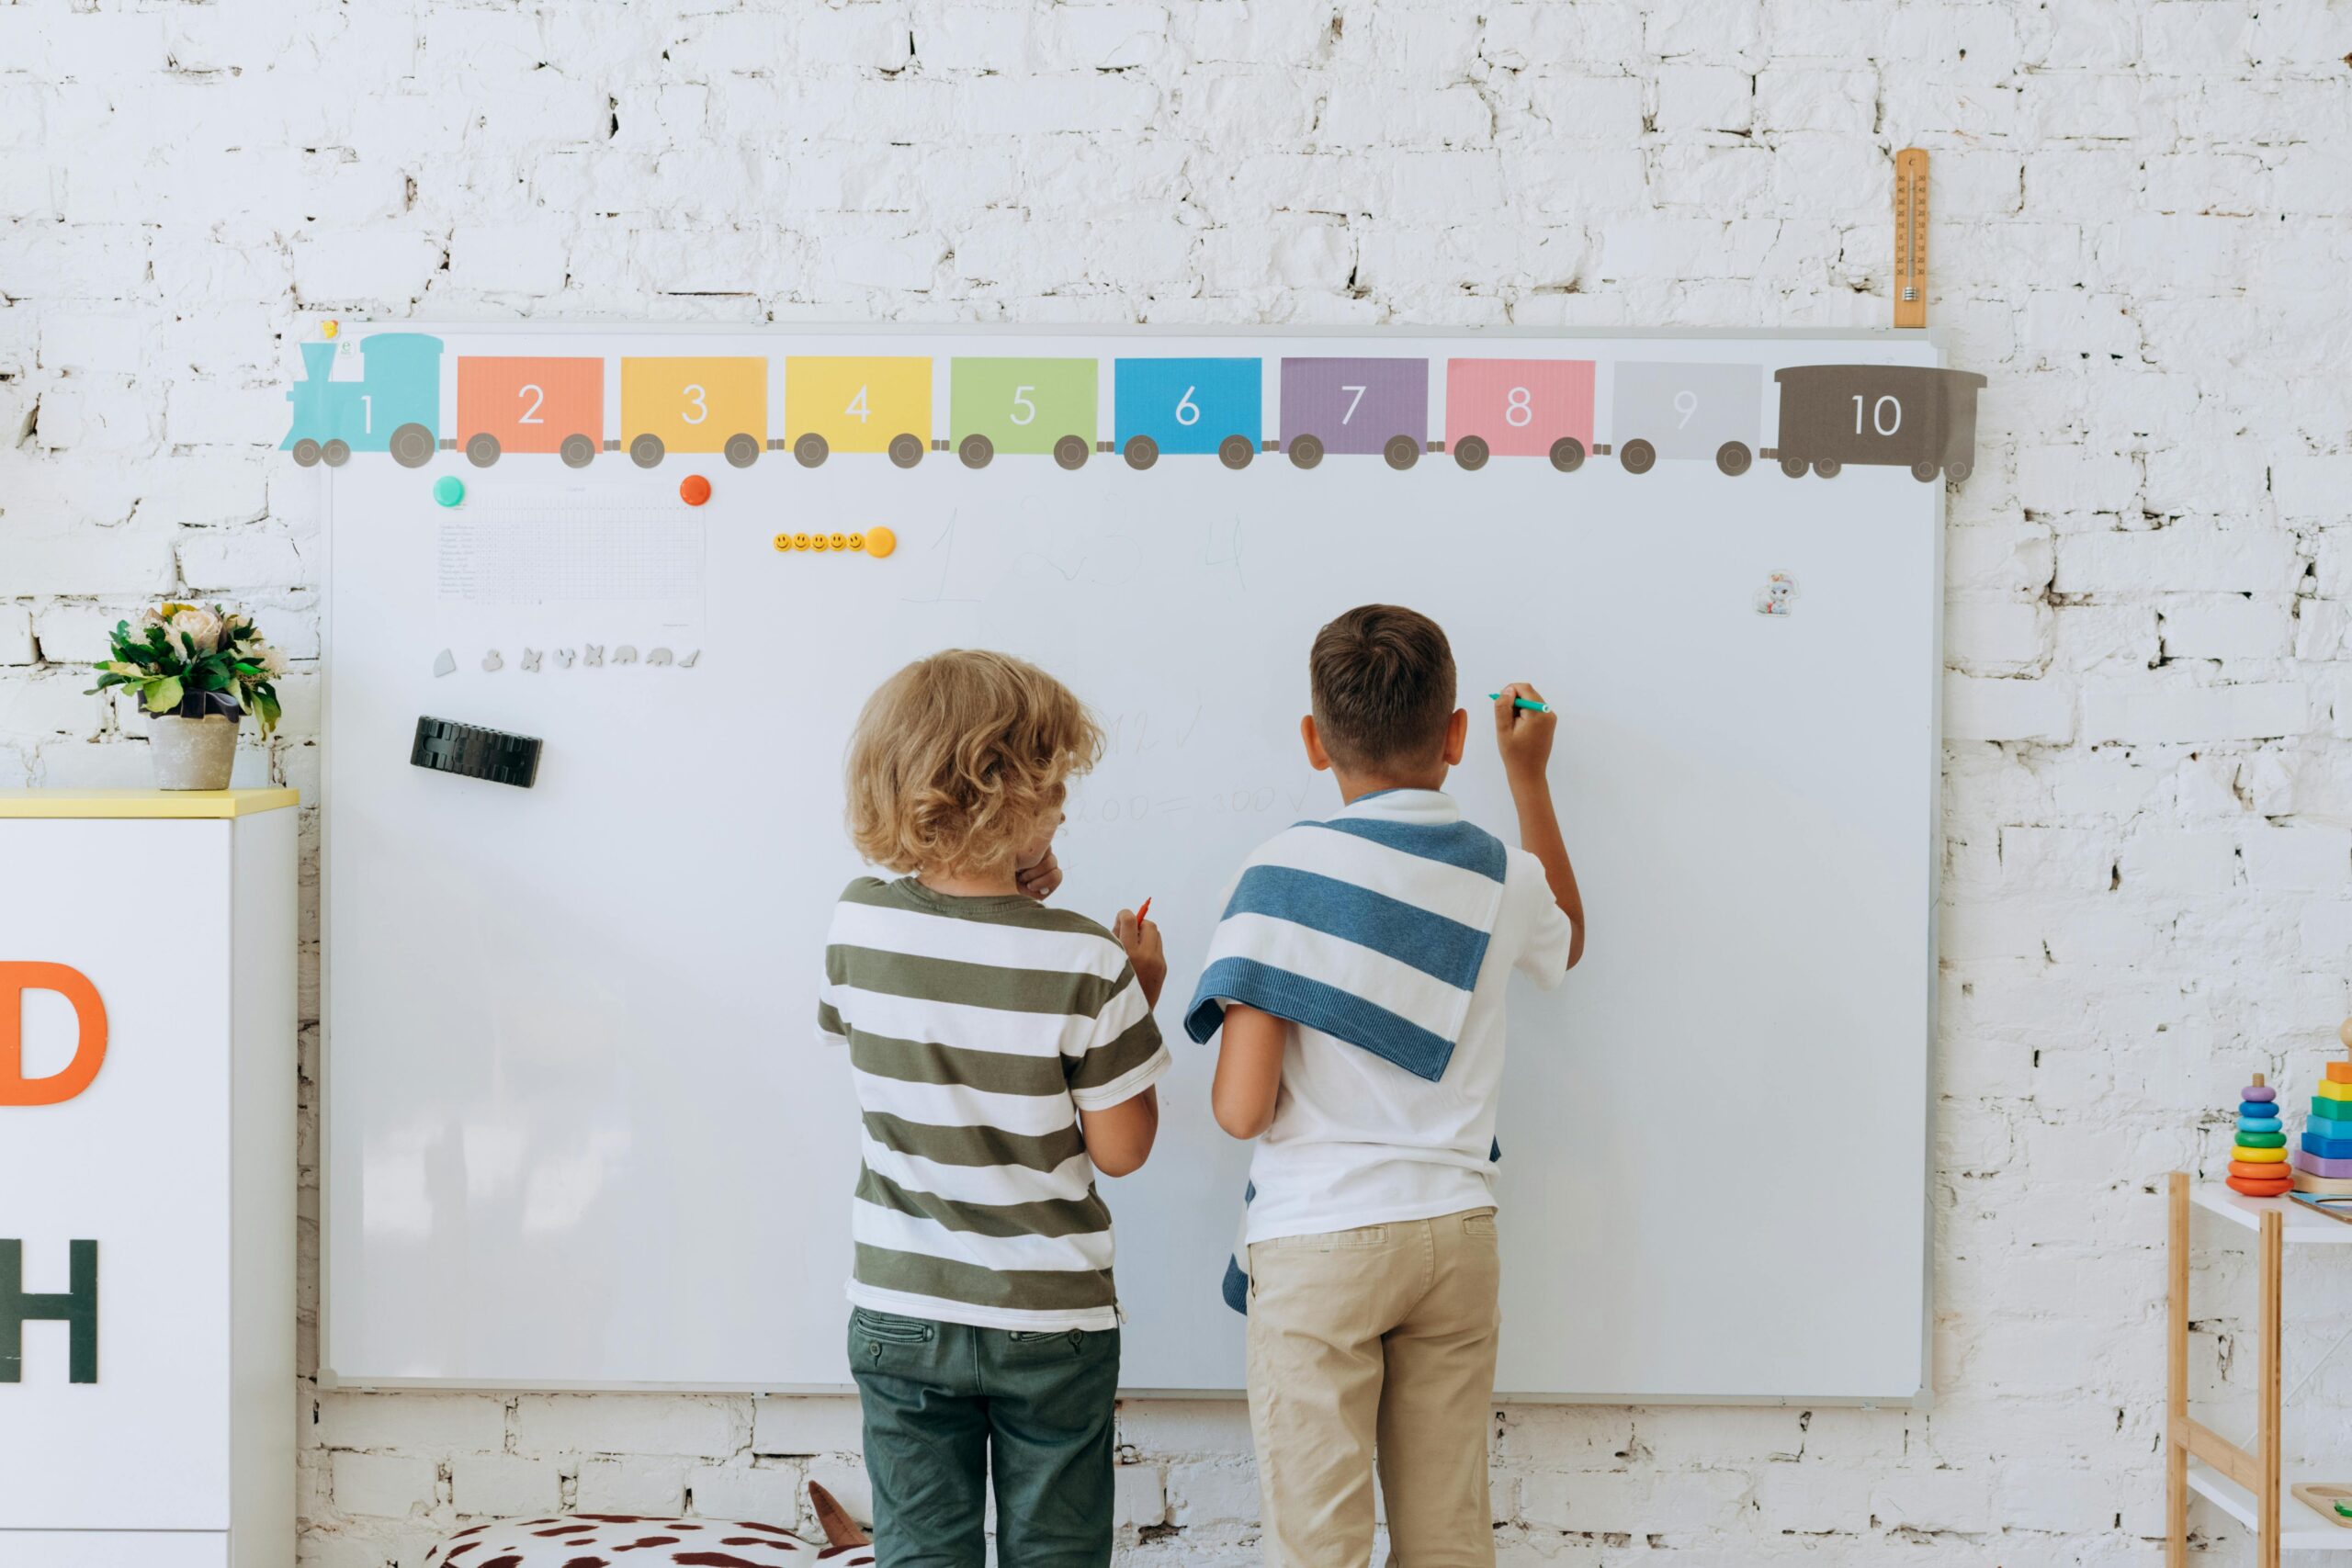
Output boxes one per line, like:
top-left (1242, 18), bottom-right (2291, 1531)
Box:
top-left (1245, 1207), bottom-right (1501, 1568)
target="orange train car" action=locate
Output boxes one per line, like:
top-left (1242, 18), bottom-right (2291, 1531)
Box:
top-left (456, 357), bottom-right (605, 468)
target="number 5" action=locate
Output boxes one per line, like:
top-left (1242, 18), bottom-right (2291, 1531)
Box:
top-left (1011, 386), bottom-right (1036, 425)
top-left (682, 384), bottom-right (708, 424)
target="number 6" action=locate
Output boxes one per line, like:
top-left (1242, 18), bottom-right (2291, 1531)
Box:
top-left (1175, 386), bottom-right (1201, 425)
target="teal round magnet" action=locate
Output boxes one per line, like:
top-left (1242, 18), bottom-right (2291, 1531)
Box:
top-left (433, 476), bottom-right (465, 507)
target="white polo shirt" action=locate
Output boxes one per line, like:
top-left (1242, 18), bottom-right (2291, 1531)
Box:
top-left (1234, 788), bottom-right (1576, 1245)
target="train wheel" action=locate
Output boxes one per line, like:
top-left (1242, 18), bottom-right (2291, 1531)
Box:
top-left (1715, 441), bottom-right (1752, 477)
top-left (1453, 435), bottom-right (1489, 472)
top-left (1219, 434), bottom-right (1254, 470)
top-left (1780, 456), bottom-right (1807, 479)
top-left (794, 433), bottom-right (829, 468)
top-left (322, 439), bottom-right (351, 468)
top-left (389, 423), bottom-right (435, 468)
top-left (1124, 435), bottom-right (1159, 470)
top-left (1287, 434), bottom-right (1324, 470)
top-left (1911, 459), bottom-right (1940, 482)
top-left (630, 434), bottom-right (664, 468)
top-left (958, 434), bottom-right (994, 469)
top-left (291, 439), bottom-right (321, 468)
top-left (725, 433), bottom-right (761, 468)
top-left (466, 434), bottom-right (501, 468)
top-left (1549, 437), bottom-right (1585, 473)
top-left (888, 433), bottom-right (924, 468)
top-left (1053, 434), bottom-right (1090, 470)
top-left (1620, 438), bottom-right (1656, 475)
top-left (1813, 458), bottom-right (1841, 479)
top-left (1946, 459), bottom-right (1971, 483)
top-left (560, 434), bottom-right (595, 468)
top-left (1383, 434), bottom-right (1419, 471)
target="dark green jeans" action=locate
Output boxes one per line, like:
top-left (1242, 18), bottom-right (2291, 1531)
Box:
top-left (849, 1307), bottom-right (1120, 1568)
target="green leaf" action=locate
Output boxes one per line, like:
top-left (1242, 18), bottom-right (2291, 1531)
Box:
top-left (252, 688), bottom-right (281, 736)
top-left (142, 675), bottom-right (184, 715)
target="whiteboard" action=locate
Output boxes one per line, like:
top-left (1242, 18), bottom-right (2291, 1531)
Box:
top-left (320, 327), bottom-right (1943, 1401)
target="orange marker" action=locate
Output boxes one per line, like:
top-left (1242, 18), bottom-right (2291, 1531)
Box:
top-left (1136, 897), bottom-right (1152, 923)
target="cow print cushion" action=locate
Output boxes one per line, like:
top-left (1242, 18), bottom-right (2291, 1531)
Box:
top-left (424, 1515), bottom-right (875, 1568)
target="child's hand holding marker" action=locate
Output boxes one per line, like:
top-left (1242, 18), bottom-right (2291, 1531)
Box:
top-left (1492, 682), bottom-right (1557, 782)
top-left (1114, 904), bottom-right (1167, 1009)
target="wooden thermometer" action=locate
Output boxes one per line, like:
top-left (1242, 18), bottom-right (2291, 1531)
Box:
top-left (1894, 148), bottom-right (1928, 328)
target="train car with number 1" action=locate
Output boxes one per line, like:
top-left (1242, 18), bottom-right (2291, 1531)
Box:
top-left (282, 332), bottom-right (443, 468)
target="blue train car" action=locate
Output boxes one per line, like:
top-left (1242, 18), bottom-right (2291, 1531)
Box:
top-left (1113, 357), bottom-right (1261, 469)
top-left (282, 333), bottom-right (444, 468)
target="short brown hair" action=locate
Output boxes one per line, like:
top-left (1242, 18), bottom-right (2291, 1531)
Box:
top-left (845, 649), bottom-right (1102, 877)
top-left (1307, 604), bottom-right (1457, 770)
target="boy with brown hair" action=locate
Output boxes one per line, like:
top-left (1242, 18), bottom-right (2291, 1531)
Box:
top-left (820, 648), bottom-right (1168, 1568)
top-left (1184, 604), bottom-right (1585, 1568)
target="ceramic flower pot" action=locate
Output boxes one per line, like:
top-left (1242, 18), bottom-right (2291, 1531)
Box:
top-left (151, 713), bottom-right (239, 790)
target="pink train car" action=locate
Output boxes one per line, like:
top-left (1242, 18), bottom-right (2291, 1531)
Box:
top-left (1443, 358), bottom-right (1597, 471)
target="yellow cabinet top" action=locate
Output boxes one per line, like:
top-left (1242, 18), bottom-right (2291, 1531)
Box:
top-left (0, 788), bottom-right (300, 819)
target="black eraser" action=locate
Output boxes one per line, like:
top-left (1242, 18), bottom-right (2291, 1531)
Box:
top-left (410, 716), bottom-right (542, 789)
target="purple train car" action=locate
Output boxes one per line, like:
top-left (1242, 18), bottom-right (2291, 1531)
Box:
top-left (1277, 358), bottom-right (1429, 469)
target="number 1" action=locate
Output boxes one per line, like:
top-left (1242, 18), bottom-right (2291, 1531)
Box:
top-left (360, 394), bottom-right (371, 433)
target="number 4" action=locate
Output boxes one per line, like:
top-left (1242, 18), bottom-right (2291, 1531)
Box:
top-left (846, 386), bottom-right (869, 423)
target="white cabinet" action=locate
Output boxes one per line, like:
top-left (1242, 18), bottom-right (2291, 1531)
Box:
top-left (0, 790), bottom-right (298, 1568)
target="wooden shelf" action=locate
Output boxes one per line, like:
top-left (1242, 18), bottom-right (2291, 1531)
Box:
top-left (2191, 1183), bottom-right (2352, 1247)
top-left (2187, 1462), bottom-right (2352, 1551)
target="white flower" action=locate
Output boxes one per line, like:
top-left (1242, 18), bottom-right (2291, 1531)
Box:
top-left (258, 645), bottom-right (289, 678)
top-left (166, 606), bottom-right (224, 654)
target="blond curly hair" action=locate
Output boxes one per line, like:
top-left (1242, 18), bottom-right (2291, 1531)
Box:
top-left (845, 649), bottom-right (1102, 878)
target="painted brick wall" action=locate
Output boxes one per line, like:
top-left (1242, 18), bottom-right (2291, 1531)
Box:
top-left (6, 2), bottom-right (2352, 1562)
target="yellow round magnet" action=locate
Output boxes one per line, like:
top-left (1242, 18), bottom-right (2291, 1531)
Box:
top-left (865, 526), bottom-right (897, 558)
top-left (773, 533), bottom-right (793, 552)
top-left (848, 533), bottom-right (866, 551)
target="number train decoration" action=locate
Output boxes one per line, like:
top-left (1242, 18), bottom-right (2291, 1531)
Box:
top-left (284, 335), bottom-right (1986, 484)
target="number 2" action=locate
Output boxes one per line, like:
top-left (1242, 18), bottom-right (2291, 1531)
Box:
top-left (682, 384), bottom-right (708, 425)
top-left (1011, 385), bottom-right (1036, 425)
top-left (846, 386), bottom-right (870, 423)
top-left (517, 384), bottom-right (545, 424)
top-left (1853, 394), bottom-right (1901, 435)
top-left (1340, 385), bottom-right (1366, 423)
top-left (1175, 386), bottom-right (1201, 426)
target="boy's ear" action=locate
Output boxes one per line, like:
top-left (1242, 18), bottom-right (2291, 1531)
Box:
top-left (1442, 707), bottom-right (1468, 766)
top-left (1300, 715), bottom-right (1332, 773)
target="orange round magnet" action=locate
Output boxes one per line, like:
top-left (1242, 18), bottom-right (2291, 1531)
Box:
top-left (865, 526), bottom-right (897, 558)
top-left (680, 474), bottom-right (711, 505)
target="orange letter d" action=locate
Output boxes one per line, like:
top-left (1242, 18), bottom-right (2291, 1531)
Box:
top-left (0, 963), bottom-right (107, 1107)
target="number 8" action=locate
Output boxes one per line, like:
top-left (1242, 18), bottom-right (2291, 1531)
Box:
top-left (1505, 387), bottom-right (1532, 427)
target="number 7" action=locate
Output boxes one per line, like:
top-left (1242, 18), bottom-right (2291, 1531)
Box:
top-left (1340, 385), bottom-right (1366, 423)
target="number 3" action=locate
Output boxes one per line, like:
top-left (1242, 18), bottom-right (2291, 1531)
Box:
top-left (1011, 386), bottom-right (1036, 425)
top-left (682, 384), bottom-right (708, 424)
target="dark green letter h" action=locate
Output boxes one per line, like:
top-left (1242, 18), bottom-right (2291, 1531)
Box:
top-left (0, 1239), bottom-right (97, 1383)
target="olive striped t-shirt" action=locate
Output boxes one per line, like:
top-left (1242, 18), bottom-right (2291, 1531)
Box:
top-left (818, 876), bottom-right (1170, 1331)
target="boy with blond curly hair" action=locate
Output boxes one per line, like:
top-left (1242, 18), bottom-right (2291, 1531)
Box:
top-left (820, 649), bottom-right (1168, 1568)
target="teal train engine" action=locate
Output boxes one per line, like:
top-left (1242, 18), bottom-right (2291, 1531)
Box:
top-left (282, 333), bottom-right (444, 468)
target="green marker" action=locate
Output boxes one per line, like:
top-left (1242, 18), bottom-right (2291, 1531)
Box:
top-left (1488, 694), bottom-right (1553, 713)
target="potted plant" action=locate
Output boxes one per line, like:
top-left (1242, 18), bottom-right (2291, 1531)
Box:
top-left (87, 604), bottom-right (288, 790)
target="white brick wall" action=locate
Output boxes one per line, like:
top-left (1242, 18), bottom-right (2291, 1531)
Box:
top-left (8, 2), bottom-right (2351, 1563)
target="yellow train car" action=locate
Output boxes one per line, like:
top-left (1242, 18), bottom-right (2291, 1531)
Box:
top-left (619, 356), bottom-right (769, 468)
top-left (784, 356), bottom-right (933, 468)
